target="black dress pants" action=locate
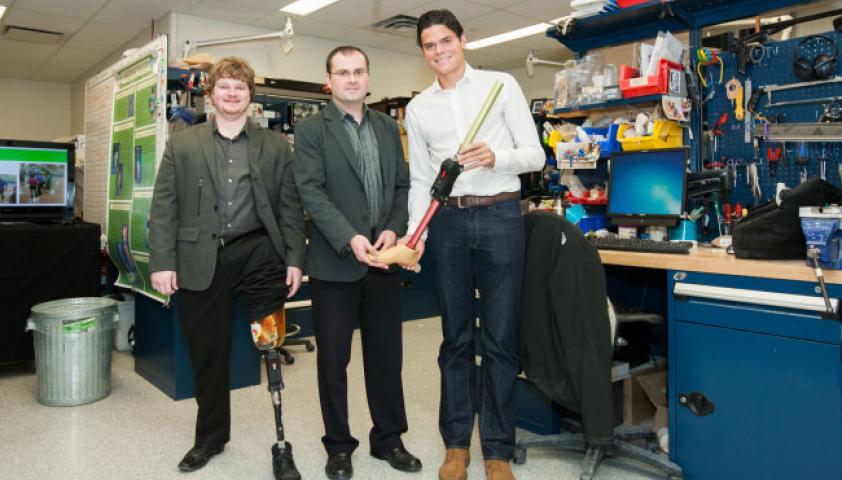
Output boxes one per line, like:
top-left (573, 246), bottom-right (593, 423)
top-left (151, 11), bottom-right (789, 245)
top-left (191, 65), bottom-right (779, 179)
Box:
top-left (310, 268), bottom-right (408, 455)
top-left (178, 231), bottom-right (287, 448)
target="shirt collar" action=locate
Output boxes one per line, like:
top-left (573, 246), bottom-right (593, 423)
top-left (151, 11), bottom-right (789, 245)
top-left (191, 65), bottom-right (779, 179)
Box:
top-left (331, 100), bottom-right (369, 125)
top-left (431, 63), bottom-right (475, 93)
top-left (213, 118), bottom-right (251, 141)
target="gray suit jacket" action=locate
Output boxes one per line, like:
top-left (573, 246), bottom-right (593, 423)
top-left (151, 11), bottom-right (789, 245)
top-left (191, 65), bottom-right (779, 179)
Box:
top-left (293, 102), bottom-right (409, 282)
top-left (149, 120), bottom-right (306, 291)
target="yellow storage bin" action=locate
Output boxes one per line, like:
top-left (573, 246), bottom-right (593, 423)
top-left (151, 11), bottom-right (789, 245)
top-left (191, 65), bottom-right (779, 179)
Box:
top-left (616, 121), bottom-right (684, 151)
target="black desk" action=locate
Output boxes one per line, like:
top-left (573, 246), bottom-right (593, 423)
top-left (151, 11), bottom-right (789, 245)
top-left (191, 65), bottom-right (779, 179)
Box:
top-left (0, 221), bottom-right (100, 364)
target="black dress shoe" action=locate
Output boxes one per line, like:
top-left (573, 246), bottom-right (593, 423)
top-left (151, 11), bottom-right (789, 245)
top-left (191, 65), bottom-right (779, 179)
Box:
top-left (371, 446), bottom-right (422, 472)
top-left (178, 444), bottom-right (224, 472)
top-left (325, 452), bottom-right (353, 479)
top-left (272, 442), bottom-right (301, 480)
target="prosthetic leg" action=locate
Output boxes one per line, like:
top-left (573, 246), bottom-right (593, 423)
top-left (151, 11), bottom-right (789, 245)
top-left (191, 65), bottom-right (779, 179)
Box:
top-left (250, 311), bottom-right (301, 480)
top-left (370, 80), bottom-right (504, 268)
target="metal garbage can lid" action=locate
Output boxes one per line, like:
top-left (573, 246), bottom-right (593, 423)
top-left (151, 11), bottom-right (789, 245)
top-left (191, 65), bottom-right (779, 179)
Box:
top-left (31, 297), bottom-right (118, 320)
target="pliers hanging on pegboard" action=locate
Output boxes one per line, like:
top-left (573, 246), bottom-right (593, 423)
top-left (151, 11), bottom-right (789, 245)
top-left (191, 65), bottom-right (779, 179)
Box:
top-left (767, 148), bottom-right (780, 176)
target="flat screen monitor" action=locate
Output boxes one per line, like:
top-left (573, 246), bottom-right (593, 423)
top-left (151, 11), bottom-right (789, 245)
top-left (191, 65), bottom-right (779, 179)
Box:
top-left (607, 148), bottom-right (687, 227)
top-left (0, 139), bottom-right (75, 222)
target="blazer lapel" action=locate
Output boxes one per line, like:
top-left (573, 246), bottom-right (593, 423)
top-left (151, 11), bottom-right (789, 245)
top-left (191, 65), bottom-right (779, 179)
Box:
top-left (324, 103), bottom-right (364, 186)
top-left (373, 114), bottom-right (394, 199)
top-left (199, 122), bottom-right (218, 190)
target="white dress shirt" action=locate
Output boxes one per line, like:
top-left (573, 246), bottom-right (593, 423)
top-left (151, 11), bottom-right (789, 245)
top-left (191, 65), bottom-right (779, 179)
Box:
top-left (405, 64), bottom-right (544, 235)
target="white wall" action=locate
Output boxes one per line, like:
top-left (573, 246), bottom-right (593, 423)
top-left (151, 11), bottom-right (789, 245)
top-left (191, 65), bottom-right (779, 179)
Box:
top-left (0, 78), bottom-right (71, 141)
top-left (172, 13), bottom-right (432, 102)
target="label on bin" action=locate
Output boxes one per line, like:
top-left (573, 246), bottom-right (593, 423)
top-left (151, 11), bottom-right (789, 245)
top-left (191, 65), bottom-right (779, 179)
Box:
top-left (63, 317), bottom-right (96, 334)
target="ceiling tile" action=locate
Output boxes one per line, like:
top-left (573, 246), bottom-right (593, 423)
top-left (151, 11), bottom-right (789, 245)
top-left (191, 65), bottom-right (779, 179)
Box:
top-left (33, 65), bottom-right (88, 83)
top-left (64, 21), bottom-right (145, 51)
top-left (250, 13), bottom-right (357, 39)
top-left (340, 28), bottom-right (417, 49)
top-left (3, 8), bottom-right (87, 34)
top-left (186, 0), bottom-right (274, 25)
top-left (91, 1), bottom-right (177, 27)
top-left (0, 38), bottom-right (60, 66)
top-left (404, 0), bottom-right (495, 21)
top-left (12, 0), bottom-right (110, 20)
top-left (463, 11), bottom-right (544, 38)
top-left (40, 47), bottom-right (109, 72)
top-left (502, 0), bottom-right (572, 22)
top-left (0, 62), bottom-right (40, 79)
top-left (300, 0), bottom-right (432, 28)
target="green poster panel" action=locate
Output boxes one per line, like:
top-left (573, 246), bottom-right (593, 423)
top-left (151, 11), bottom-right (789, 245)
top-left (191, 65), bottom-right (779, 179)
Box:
top-left (134, 84), bottom-right (156, 129)
top-left (133, 134), bottom-right (156, 188)
top-left (113, 92), bottom-right (136, 123)
top-left (107, 205), bottom-right (144, 290)
top-left (109, 127), bottom-right (134, 200)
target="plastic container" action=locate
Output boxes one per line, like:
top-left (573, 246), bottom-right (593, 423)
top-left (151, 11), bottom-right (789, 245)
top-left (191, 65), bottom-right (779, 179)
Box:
top-left (616, 120), bottom-right (684, 150)
top-left (26, 297), bottom-right (119, 406)
top-left (583, 124), bottom-right (622, 158)
top-left (617, 0), bottom-right (652, 7)
top-left (619, 59), bottom-right (683, 98)
top-left (111, 293), bottom-right (135, 352)
top-left (578, 215), bottom-right (608, 233)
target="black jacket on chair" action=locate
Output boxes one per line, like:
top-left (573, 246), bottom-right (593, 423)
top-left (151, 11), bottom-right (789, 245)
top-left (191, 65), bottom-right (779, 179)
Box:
top-left (519, 211), bottom-right (613, 446)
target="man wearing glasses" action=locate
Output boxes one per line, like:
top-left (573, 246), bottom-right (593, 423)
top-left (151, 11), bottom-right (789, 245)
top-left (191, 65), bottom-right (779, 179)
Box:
top-left (293, 46), bottom-right (420, 480)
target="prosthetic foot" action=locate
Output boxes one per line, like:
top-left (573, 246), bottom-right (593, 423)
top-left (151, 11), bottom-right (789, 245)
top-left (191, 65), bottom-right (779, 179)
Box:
top-left (251, 311), bottom-right (301, 480)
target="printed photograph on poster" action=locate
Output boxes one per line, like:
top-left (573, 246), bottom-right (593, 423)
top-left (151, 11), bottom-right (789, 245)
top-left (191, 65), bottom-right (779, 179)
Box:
top-left (112, 143), bottom-right (123, 195)
top-left (127, 94), bottom-right (135, 117)
top-left (134, 145), bottom-right (142, 184)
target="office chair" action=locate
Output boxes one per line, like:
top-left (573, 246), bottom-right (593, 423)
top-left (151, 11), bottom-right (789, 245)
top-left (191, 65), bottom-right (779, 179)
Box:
top-left (277, 292), bottom-right (315, 365)
top-left (517, 211), bottom-right (683, 480)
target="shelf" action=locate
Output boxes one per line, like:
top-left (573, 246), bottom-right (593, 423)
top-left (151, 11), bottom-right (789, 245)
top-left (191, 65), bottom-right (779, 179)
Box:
top-left (549, 0), bottom-right (819, 54)
top-left (553, 94), bottom-right (663, 115)
top-left (753, 123), bottom-right (842, 142)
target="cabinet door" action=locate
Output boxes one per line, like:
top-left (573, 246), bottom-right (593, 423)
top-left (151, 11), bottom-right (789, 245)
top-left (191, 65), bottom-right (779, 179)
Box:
top-left (670, 273), bottom-right (842, 480)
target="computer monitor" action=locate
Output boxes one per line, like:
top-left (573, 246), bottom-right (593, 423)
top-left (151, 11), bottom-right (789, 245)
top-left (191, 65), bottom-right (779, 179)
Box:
top-left (607, 148), bottom-right (688, 227)
top-left (0, 139), bottom-right (75, 222)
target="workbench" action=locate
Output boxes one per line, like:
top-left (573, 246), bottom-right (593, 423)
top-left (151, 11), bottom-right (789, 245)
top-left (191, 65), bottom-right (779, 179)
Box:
top-left (601, 246), bottom-right (841, 479)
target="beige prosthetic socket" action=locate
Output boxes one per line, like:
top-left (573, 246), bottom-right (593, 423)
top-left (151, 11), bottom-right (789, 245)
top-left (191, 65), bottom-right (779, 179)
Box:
top-left (369, 244), bottom-right (422, 269)
top-left (250, 310), bottom-right (286, 350)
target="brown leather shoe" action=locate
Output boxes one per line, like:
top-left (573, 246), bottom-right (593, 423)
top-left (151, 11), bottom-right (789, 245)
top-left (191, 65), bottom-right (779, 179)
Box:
top-left (439, 448), bottom-right (470, 480)
top-left (484, 459), bottom-right (515, 480)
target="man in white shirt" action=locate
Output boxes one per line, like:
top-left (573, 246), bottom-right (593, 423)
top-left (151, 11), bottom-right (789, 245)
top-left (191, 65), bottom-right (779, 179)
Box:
top-left (403, 9), bottom-right (544, 480)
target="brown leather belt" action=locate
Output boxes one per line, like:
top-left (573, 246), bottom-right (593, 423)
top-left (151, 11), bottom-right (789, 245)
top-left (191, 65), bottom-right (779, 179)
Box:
top-left (446, 191), bottom-right (520, 209)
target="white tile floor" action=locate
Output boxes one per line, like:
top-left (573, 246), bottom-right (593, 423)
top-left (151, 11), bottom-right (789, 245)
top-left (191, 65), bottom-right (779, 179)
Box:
top-left (0, 317), bottom-right (660, 480)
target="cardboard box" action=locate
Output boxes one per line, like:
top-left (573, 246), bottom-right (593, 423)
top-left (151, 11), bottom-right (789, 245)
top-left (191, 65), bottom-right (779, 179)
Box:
top-left (637, 370), bottom-right (668, 432)
top-left (623, 363), bottom-right (654, 425)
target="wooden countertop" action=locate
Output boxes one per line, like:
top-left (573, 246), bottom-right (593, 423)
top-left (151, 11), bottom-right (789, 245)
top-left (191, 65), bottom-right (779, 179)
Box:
top-left (599, 246), bottom-right (842, 284)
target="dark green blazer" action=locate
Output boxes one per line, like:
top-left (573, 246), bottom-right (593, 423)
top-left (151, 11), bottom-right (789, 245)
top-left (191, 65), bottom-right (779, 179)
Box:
top-left (293, 102), bottom-right (409, 282)
top-left (149, 120), bottom-right (306, 291)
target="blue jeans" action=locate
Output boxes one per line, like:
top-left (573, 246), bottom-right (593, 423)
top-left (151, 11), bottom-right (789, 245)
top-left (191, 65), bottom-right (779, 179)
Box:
top-left (427, 198), bottom-right (524, 460)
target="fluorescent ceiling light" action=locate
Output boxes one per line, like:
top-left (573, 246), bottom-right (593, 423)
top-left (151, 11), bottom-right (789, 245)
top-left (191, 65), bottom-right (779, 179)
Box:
top-left (280, 0), bottom-right (340, 16)
top-left (466, 17), bottom-right (567, 50)
top-left (0, 6), bottom-right (7, 22)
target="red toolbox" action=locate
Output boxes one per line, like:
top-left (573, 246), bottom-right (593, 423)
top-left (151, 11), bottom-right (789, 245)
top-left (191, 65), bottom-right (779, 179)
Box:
top-left (619, 59), bottom-right (684, 98)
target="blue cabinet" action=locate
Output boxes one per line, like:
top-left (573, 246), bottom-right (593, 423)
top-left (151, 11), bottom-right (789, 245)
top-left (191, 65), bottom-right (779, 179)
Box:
top-left (668, 271), bottom-right (841, 479)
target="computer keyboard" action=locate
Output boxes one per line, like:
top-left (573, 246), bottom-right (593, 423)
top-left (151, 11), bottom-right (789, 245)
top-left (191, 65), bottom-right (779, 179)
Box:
top-left (588, 236), bottom-right (694, 254)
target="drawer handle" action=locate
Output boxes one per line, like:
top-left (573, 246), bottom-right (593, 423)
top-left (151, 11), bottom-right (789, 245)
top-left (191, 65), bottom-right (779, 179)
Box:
top-left (679, 392), bottom-right (715, 416)
top-left (673, 282), bottom-right (839, 315)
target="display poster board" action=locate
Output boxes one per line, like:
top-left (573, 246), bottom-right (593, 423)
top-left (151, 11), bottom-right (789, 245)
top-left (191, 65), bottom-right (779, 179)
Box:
top-left (105, 36), bottom-right (168, 302)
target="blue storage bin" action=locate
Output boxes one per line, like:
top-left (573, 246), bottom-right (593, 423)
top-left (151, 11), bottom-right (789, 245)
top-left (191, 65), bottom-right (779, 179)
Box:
top-left (577, 215), bottom-right (608, 233)
top-left (583, 124), bottom-right (622, 158)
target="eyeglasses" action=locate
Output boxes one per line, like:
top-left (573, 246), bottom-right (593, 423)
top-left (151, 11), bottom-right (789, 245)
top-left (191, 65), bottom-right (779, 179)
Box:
top-left (330, 69), bottom-right (368, 80)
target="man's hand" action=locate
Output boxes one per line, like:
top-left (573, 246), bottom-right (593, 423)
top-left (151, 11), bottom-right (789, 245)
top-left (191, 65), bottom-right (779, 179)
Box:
top-left (286, 266), bottom-right (303, 298)
top-left (398, 236), bottom-right (424, 272)
top-left (349, 234), bottom-right (388, 269)
top-left (151, 271), bottom-right (178, 296)
top-left (457, 142), bottom-right (496, 171)
top-left (372, 229), bottom-right (397, 251)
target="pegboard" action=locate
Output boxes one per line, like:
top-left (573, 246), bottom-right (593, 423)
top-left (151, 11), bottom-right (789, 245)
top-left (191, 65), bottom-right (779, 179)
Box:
top-left (701, 29), bottom-right (842, 208)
